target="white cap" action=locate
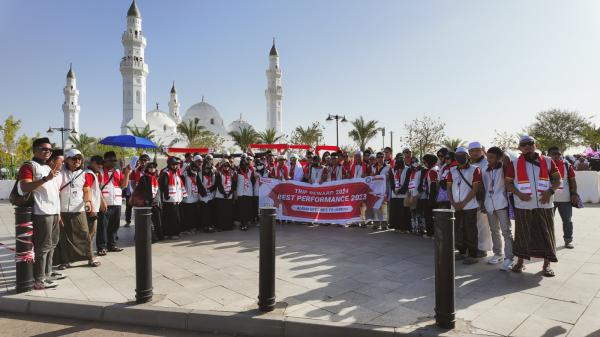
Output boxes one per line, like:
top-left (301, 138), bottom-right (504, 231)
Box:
top-left (354, 150), bottom-right (362, 156)
top-left (455, 146), bottom-right (468, 154)
top-left (402, 147), bottom-right (411, 153)
top-left (468, 141), bottom-right (482, 150)
top-left (223, 151), bottom-right (231, 157)
top-left (65, 149), bottom-right (82, 158)
top-left (247, 156), bottom-right (253, 161)
top-left (290, 153), bottom-right (299, 159)
top-left (277, 154), bottom-right (285, 160)
top-left (369, 153), bottom-right (376, 159)
top-left (193, 155), bottom-right (203, 162)
top-left (205, 154), bottom-right (213, 160)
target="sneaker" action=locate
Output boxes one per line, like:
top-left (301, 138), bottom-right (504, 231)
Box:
top-left (34, 281), bottom-right (57, 290)
top-left (565, 241), bottom-right (574, 249)
top-left (463, 257), bottom-right (479, 265)
top-left (49, 272), bottom-right (67, 280)
top-left (500, 258), bottom-right (513, 271)
top-left (487, 254), bottom-right (504, 265)
top-left (240, 225), bottom-right (248, 231)
top-left (42, 279), bottom-right (59, 289)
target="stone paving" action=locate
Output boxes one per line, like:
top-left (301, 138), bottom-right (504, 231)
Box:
top-left (1, 200), bottom-right (599, 336)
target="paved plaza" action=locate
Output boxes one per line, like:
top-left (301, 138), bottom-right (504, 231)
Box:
top-left (0, 200), bottom-right (599, 336)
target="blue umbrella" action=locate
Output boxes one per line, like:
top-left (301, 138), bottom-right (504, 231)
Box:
top-left (99, 135), bottom-right (157, 149)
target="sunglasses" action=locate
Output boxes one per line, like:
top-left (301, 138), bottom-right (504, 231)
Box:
top-left (38, 147), bottom-right (53, 153)
top-left (549, 152), bottom-right (561, 156)
top-left (519, 141), bottom-right (534, 147)
top-left (69, 156), bottom-right (83, 161)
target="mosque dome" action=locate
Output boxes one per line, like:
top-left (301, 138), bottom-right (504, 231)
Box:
top-left (146, 108), bottom-right (177, 132)
top-left (228, 114), bottom-right (254, 133)
top-left (183, 98), bottom-right (228, 137)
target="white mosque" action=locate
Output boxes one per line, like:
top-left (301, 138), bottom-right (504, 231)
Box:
top-left (63, 0), bottom-right (283, 150)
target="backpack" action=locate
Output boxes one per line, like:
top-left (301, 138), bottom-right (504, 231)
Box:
top-left (9, 161), bottom-right (35, 207)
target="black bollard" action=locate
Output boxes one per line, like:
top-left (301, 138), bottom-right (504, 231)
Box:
top-left (134, 207), bottom-right (153, 304)
top-left (15, 206), bottom-right (34, 293)
top-left (433, 209), bottom-right (456, 329)
top-left (258, 207), bottom-right (277, 312)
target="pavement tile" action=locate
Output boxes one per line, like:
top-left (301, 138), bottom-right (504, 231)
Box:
top-left (511, 315), bottom-right (572, 337)
top-left (534, 299), bottom-right (588, 324)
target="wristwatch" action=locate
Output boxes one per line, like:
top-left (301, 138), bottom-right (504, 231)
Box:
top-left (42, 176), bottom-right (48, 182)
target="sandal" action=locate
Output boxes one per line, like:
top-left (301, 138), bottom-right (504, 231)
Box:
top-left (542, 267), bottom-right (555, 277)
top-left (97, 249), bottom-right (107, 256)
top-left (512, 263), bottom-right (525, 273)
top-left (88, 260), bottom-right (101, 267)
top-left (57, 264), bottom-right (71, 270)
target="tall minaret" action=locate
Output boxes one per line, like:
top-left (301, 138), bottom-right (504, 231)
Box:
top-left (63, 63), bottom-right (80, 149)
top-left (265, 38), bottom-right (283, 133)
top-left (120, 0), bottom-right (149, 134)
top-left (168, 81), bottom-right (181, 123)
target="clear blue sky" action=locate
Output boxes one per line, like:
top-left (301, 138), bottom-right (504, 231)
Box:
top-left (1, 0), bottom-right (600, 150)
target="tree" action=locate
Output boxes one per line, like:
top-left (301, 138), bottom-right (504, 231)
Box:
top-left (491, 130), bottom-right (519, 151)
top-left (579, 124), bottom-right (600, 150)
top-left (229, 127), bottom-right (260, 152)
top-left (258, 128), bottom-right (285, 144)
top-left (348, 117), bottom-right (379, 151)
top-left (441, 138), bottom-right (466, 151)
top-left (127, 125), bottom-right (155, 140)
top-left (526, 109), bottom-right (589, 152)
top-left (177, 118), bottom-right (212, 146)
top-left (290, 122), bottom-right (324, 148)
top-left (403, 115), bottom-right (445, 158)
top-left (68, 133), bottom-right (97, 156)
top-left (0, 115), bottom-right (21, 155)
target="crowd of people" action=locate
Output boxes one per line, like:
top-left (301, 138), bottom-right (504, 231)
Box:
top-left (15, 134), bottom-right (581, 290)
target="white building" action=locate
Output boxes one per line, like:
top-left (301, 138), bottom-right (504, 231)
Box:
top-left (63, 64), bottom-right (80, 149)
top-left (115, 1), bottom-right (284, 150)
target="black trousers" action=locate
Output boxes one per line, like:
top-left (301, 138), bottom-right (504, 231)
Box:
top-left (423, 199), bottom-right (435, 237)
top-left (237, 196), bottom-right (254, 225)
top-left (199, 201), bottom-right (213, 229)
top-left (151, 205), bottom-right (164, 241)
top-left (455, 208), bottom-right (478, 257)
top-left (96, 205), bottom-right (121, 250)
top-left (180, 202), bottom-right (199, 232)
top-left (388, 198), bottom-right (411, 231)
top-left (216, 198), bottom-right (234, 230)
top-left (252, 196), bottom-right (259, 221)
top-left (161, 203), bottom-right (181, 236)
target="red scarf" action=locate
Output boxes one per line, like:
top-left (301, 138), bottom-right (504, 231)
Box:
top-left (554, 159), bottom-right (565, 178)
top-left (145, 172), bottom-right (158, 197)
top-left (331, 165), bottom-right (338, 180)
top-left (517, 154), bottom-right (550, 195)
top-left (275, 165), bottom-right (288, 178)
top-left (350, 161), bottom-right (366, 178)
top-left (240, 169), bottom-right (250, 190)
top-left (393, 167), bottom-right (403, 188)
top-left (167, 169), bottom-right (187, 197)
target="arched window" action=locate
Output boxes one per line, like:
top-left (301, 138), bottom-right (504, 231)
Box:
top-left (136, 90), bottom-right (141, 104)
top-left (163, 125), bottom-right (167, 131)
top-left (210, 118), bottom-right (214, 125)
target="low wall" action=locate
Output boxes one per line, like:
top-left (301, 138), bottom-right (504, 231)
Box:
top-left (2, 172), bottom-right (600, 202)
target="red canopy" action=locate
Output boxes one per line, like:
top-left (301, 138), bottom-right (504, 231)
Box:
top-left (166, 147), bottom-right (210, 154)
top-left (315, 145), bottom-right (340, 154)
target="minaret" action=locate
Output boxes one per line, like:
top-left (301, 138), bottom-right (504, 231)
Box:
top-left (63, 63), bottom-right (80, 149)
top-left (168, 81), bottom-right (181, 123)
top-left (265, 38), bottom-right (283, 133)
top-left (120, 0), bottom-right (149, 134)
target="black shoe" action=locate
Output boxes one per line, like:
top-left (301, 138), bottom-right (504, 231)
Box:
top-left (565, 241), bottom-right (574, 249)
top-left (476, 250), bottom-right (488, 258)
top-left (108, 246), bottom-right (123, 252)
top-left (240, 225), bottom-right (248, 231)
top-left (124, 222), bottom-right (131, 228)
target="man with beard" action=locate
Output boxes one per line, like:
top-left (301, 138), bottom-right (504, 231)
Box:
top-left (468, 141), bottom-right (492, 258)
top-left (548, 146), bottom-right (578, 249)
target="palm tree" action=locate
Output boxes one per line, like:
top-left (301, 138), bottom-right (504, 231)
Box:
top-left (348, 117), bottom-right (379, 151)
top-left (68, 133), bottom-right (97, 156)
top-left (229, 127), bottom-right (260, 151)
top-left (441, 138), bottom-right (467, 151)
top-left (258, 128), bottom-right (285, 144)
top-left (177, 118), bottom-right (212, 146)
top-left (290, 122), bottom-right (324, 148)
top-left (127, 125), bottom-right (155, 140)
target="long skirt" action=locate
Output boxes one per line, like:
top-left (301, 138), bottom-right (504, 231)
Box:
top-left (209, 199), bottom-right (219, 228)
top-left (513, 208), bottom-right (557, 262)
top-left (455, 209), bottom-right (479, 257)
top-left (55, 212), bottom-right (91, 265)
top-left (422, 199), bottom-right (435, 237)
top-left (199, 201), bottom-right (213, 229)
top-left (237, 196), bottom-right (254, 224)
top-left (180, 202), bottom-right (199, 232)
top-left (151, 205), bottom-right (164, 241)
top-left (216, 198), bottom-right (234, 230)
top-left (162, 202), bottom-right (181, 236)
top-left (252, 196), bottom-right (259, 221)
top-left (388, 198), bottom-right (411, 231)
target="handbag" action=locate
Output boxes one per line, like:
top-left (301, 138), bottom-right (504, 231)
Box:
top-left (403, 193), bottom-right (419, 209)
top-left (129, 182), bottom-right (149, 207)
top-left (9, 162), bottom-right (35, 207)
top-left (572, 193), bottom-right (584, 209)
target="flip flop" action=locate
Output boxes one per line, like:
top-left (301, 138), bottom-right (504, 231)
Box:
top-left (88, 260), bottom-right (101, 267)
top-left (512, 264), bottom-right (526, 273)
top-left (543, 267), bottom-right (555, 277)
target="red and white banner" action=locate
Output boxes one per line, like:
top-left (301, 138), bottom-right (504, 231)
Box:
top-left (258, 176), bottom-right (386, 224)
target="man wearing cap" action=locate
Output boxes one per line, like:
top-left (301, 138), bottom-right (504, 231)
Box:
top-left (329, 152), bottom-right (343, 181)
top-left (350, 151), bottom-right (365, 178)
top-left (56, 149), bottom-right (100, 268)
top-left (307, 155), bottom-right (326, 184)
top-left (289, 154), bottom-right (304, 182)
top-left (505, 135), bottom-right (561, 276)
top-left (468, 141), bottom-right (493, 259)
top-left (85, 155), bottom-right (106, 251)
top-left (215, 159), bottom-right (235, 230)
top-left (273, 155), bottom-right (290, 180)
top-left (548, 146), bottom-right (578, 249)
top-left (198, 156), bottom-right (217, 233)
top-left (126, 154), bottom-right (150, 227)
top-left (97, 151), bottom-right (131, 255)
top-left (447, 147), bottom-right (482, 265)
top-left (160, 157), bottom-right (186, 239)
top-left (181, 153), bottom-right (193, 172)
top-left (17, 138), bottom-right (63, 289)
top-left (181, 160), bottom-right (201, 234)
top-left (235, 158), bottom-right (255, 231)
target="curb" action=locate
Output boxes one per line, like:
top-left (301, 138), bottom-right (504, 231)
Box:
top-left (0, 295), bottom-right (475, 337)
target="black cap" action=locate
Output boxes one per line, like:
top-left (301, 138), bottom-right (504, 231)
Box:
top-left (90, 155), bottom-right (103, 164)
top-left (139, 154), bottom-right (151, 161)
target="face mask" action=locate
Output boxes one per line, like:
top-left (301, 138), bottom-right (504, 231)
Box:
top-left (256, 165), bottom-right (264, 170)
top-left (456, 157), bottom-right (468, 165)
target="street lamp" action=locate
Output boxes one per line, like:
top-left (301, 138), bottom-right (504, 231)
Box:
top-left (47, 126), bottom-right (77, 149)
top-left (380, 127), bottom-right (386, 149)
top-left (326, 114), bottom-right (347, 148)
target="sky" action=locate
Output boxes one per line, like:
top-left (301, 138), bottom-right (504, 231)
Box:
top-left (1, 0), bottom-right (600, 151)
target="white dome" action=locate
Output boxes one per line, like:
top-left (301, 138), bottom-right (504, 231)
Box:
top-left (183, 99), bottom-right (229, 137)
top-left (146, 109), bottom-right (177, 131)
top-left (228, 114), bottom-right (254, 133)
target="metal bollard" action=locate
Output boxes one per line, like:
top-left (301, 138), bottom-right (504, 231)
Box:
top-left (134, 207), bottom-right (153, 304)
top-left (15, 206), bottom-right (34, 293)
top-left (433, 209), bottom-right (456, 329)
top-left (258, 207), bottom-right (277, 312)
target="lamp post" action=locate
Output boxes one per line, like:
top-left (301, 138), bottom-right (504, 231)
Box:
top-left (326, 114), bottom-right (347, 148)
top-left (381, 127), bottom-right (386, 150)
top-left (390, 131), bottom-right (394, 153)
top-left (47, 127), bottom-right (77, 150)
